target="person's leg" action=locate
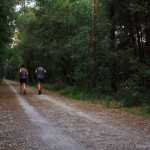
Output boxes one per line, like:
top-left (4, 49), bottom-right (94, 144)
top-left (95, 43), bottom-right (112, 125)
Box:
top-left (22, 79), bottom-right (27, 94)
top-left (38, 79), bottom-right (44, 94)
top-left (20, 83), bottom-right (22, 92)
top-left (37, 79), bottom-right (41, 94)
top-left (23, 83), bottom-right (26, 94)
top-left (20, 79), bottom-right (23, 93)
top-left (40, 82), bottom-right (42, 90)
top-left (38, 82), bottom-right (41, 90)
top-left (38, 83), bottom-right (41, 95)
top-left (40, 79), bottom-right (44, 94)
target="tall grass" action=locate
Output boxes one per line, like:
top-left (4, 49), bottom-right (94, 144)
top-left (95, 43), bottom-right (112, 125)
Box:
top-left (60, 86), bottom-right (99, 102)
top-left (41, 83), bottom-right (150, 116)
top-left (43, 83), bottom-right (61, 91)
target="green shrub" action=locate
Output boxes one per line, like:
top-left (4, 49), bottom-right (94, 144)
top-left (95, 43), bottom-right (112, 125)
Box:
top-left (102, 96), bottom-right (123, 108)
top-left (43, 83), bottom-right (60, 91)
top-left (115, 87), bottom-right (142, 107)
top-left (60, 86), bottom-right (99, 101)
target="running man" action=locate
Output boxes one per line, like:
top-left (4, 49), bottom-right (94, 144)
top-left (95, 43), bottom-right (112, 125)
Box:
top-left (19, 64), bottom-right (28, 94)
top-left (35, 66), bottom-right (46, 95)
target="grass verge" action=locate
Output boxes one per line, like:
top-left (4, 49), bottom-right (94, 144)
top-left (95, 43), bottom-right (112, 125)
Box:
top-left (42, 83), bottom-right (150, 117)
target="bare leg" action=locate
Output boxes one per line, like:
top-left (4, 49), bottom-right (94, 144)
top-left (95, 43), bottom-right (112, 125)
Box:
top-left (38, 83), bottom-right (41, 90)
top-left (40, 83), bottom-right (43, 90)
top-left (23, 83), bottom-right (26, 94)
top-left (20, 83), bottom-right (23, 93)
top-left (38, 83), bottom-right (42, 94)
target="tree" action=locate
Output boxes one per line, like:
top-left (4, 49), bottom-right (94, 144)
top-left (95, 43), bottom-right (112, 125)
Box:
top-left (0, 0), bottom-right (17, 78)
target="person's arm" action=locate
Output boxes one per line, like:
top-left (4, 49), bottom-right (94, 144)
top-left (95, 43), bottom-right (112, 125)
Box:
top-left (26, 69), bottom-right (29, 76)
top-left (35, 69), bottom-right (37, 74)
top-left (19, 68), bottom-right (22, 75)
top-left (44, 69), bottom-right (46, 74)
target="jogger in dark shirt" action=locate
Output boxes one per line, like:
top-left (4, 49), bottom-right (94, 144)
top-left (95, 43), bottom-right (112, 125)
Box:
top-left (35, 66), bottom-right (46, 95)
top-left (19, 64), bottom-right (28, 94)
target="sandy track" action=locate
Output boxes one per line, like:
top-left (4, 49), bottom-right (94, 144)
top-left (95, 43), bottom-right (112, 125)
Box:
top-left (0, 80), bottom-right (150, 150)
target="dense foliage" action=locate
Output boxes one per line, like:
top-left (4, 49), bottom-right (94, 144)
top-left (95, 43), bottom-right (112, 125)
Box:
top-left (2, 0), bottom-right (150, 107)
top-left (0, 0), bottom-right (17, 78)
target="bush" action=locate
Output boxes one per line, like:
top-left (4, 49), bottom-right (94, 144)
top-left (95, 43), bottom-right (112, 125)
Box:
top-left (101, 96), bottom-right (123, 108)
top-left (60, 86), bottom-right (99, 101)
top-left (115, 89), bottom-right (142, 107)
top-left (43, 83), bottom-right (61, 91)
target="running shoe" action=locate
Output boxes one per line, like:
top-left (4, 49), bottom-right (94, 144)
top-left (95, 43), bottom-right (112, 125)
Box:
top-left (23, 89), bottom-right (26, 95)
top-left (38, 90), bottom-right (41, 95)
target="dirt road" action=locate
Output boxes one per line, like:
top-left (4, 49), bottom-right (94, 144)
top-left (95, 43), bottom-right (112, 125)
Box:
top-left (0, 80), bottom-right (150, 150)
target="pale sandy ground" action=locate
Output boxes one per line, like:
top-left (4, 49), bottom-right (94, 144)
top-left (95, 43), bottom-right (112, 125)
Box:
top-left (0, 80), bottom-right (150, 150)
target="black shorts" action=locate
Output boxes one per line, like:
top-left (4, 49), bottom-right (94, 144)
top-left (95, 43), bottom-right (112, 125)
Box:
top-left (20, 78), bottom-right (27, 83)
top-left (37, 78), bottom-right (44, 83)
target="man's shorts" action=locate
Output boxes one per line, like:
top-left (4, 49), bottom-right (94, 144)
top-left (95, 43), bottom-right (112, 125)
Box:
top-left (20, 78), bottom-right (27, 83)
top-left (37, 78), bottom-right (44, 83)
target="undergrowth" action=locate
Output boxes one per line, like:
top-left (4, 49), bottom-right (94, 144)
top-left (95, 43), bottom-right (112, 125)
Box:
top-left (42, 83), bottom-right (150, 116)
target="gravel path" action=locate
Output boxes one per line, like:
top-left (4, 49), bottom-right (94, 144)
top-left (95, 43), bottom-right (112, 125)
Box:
top-left (0, 80), bottom-right (150, 150)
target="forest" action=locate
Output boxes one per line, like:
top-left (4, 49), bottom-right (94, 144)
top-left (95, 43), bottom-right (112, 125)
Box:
top-left (0, 0), bottom-right (150, 110)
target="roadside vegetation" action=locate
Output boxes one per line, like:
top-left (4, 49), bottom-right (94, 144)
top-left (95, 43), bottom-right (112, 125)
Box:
top-left (43, 83), bottom-right (150, 116)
